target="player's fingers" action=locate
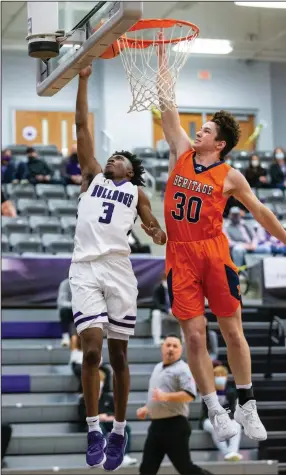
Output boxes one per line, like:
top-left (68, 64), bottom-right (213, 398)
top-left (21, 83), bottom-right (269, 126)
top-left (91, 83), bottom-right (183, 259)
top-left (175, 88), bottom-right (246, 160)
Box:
top-left (141, 223), bottom-right (153, 236)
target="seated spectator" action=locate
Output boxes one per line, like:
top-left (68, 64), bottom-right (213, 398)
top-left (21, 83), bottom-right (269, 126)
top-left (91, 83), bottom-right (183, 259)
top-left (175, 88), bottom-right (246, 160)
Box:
top-left (224, 207), bottom-right (257, 267)
top-left (201, 365), bottom-right (242, 462)
top-left (269, 147), bottom-right (286, 189)
top-left (1, 149), bottom-right (16, 183)
top-left (255, 225), bottom-right (286, 256)
top-left (151, 273), bottom-right (181, 345)
top-left (1, 187), bottom-right (16, 217)
top-left (244, 154), bottom-right (267, 188)
top-left (17, 147), bottom-right (54, 184)
top-left (57, 278), bottom-right (81, 364)
top-left (1, 424), bottom-right (12, 468)
top-left (205, 317), bottom-right (219, 362)
top-left (128, 230), bottom-right (151, 254)
top-left (78, 369), bottom-right (137, 467)
top-left (61, 144), bottom-right (82, 185)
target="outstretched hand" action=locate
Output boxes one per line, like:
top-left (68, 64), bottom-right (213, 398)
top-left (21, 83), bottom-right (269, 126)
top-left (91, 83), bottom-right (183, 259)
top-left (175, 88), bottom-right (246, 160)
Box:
top-left (79, 65), bottom-right (92, 78)
top-left (141, 222), bottom-right (166, 245)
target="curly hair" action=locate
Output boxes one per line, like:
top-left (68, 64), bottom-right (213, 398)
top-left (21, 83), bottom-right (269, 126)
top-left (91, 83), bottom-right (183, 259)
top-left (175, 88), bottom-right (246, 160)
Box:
top-left (112, 150), bottom-right (145, 186)
top-left (211, 110), bottom-right (241, 160)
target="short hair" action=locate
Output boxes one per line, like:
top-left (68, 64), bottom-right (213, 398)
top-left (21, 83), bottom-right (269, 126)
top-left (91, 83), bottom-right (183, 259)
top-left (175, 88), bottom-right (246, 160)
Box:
top-left (164, 333), bottom-right (182, 343)
top-left (112, 150), bottom-right (145, 186)
top-left (26, 147), bottom-right (36, 154)
top-left (211, 110), bottom-right (241, 160)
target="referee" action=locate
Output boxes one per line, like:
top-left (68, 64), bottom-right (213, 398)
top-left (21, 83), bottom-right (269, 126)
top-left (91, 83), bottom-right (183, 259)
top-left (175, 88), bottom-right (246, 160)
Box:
top-left (137, 334), bottom-right (212, 475)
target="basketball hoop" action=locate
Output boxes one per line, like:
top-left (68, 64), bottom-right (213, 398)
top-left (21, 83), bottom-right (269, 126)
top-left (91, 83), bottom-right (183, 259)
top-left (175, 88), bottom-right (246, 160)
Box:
top-left (101, 19), bottom-right (199, 113)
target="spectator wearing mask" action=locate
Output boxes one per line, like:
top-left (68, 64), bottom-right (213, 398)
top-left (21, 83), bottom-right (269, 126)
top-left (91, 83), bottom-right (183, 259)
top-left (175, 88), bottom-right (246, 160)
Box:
top-left (17, 147), bottom-right (54, 184)
top-left (201, 365), bottom-right (242, 462)
top-left (61, 144), bottom-right (82, 185)
top-left (1, 149), bottom-right (16, 184)
top-left (224, 207), bottom-right (257, 267)
top-left (1, 188), bottom-right (16, 217)
top-left (244, 154), bottom-right (267, 188)
top-left (151, 274), bottom-right (181, 346)
top-left (269, 147), bottom-right (286, 189)
top-left (78, 369), bottom-right (137, 467)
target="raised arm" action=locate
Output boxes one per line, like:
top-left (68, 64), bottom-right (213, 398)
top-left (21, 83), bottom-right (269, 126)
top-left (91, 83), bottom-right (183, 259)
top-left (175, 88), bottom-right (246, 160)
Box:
top-left (137, 188), bottom-right (166, 245)
top-left (225, 168), bottom-right (286, 244)
top-left (157, 34), bottom-right (192, 168)
top-left (76, 66), bottom-right (102, 191)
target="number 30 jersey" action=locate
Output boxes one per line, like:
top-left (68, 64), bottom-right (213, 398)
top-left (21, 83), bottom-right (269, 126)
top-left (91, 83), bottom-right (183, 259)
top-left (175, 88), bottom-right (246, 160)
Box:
top-left (72, 173), bottom-right (138, 262)
top-left (164, 150), bottom-right (231, 242)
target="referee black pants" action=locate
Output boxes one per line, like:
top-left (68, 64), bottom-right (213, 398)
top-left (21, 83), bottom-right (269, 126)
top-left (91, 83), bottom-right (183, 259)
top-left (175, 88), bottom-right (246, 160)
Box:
top-left (140, 416), bottom-right (206, 475)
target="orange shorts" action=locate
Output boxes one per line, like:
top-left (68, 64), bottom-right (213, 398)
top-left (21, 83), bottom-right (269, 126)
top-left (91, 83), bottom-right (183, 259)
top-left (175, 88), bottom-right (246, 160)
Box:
top-left (166, 233), bottom-right (241, 319)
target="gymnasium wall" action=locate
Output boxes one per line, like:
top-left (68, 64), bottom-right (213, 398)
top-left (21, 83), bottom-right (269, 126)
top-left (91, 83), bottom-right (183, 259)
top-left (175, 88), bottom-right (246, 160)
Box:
top-left (2, 51), bottom-right (285, 157)
top-left (270, 62), bottom-right (286, 150)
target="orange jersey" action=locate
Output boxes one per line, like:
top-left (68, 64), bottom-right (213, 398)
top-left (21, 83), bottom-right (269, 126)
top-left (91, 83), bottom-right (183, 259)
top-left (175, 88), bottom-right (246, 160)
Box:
top-left (164, 150), bottom-right (231, 242)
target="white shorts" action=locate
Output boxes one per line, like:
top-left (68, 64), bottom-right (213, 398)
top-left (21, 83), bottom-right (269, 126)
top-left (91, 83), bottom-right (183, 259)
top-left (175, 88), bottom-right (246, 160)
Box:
top-left (69, 256), bottom-right (138, 337)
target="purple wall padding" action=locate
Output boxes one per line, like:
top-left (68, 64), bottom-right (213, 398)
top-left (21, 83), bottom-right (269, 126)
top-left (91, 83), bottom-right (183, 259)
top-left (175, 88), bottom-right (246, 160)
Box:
top-left (2, 321), bottom-right (62, 339)
top-left (2, 375), bottom-right (31, 393)
top-left (2, 256), bottom-right (165, 307)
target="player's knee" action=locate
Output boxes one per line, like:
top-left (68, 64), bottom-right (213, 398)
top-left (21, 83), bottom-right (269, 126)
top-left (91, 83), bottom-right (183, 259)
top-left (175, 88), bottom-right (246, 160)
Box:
top-left (186, 330), bottom-right (205, 351)
top-left (109, 349), bottom-right (128, 372)
top-left (224, 328), bottom-right (244, 348)
top-left (83, 346), bottom-right (102, 367)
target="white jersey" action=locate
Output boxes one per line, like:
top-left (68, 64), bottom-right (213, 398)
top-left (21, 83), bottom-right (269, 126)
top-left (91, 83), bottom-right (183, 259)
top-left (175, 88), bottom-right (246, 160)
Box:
top-left (72, 173), bottom-right (138, 262)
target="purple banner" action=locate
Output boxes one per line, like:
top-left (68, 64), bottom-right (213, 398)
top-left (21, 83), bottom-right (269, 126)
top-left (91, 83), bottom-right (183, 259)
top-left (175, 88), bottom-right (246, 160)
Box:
top-left (1, 256), bottom-right (165, 308)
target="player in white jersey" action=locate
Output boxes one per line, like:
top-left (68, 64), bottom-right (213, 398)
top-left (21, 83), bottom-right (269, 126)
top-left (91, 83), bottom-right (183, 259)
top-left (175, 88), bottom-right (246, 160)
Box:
top-left (70, 65), bottom-right (166, 471)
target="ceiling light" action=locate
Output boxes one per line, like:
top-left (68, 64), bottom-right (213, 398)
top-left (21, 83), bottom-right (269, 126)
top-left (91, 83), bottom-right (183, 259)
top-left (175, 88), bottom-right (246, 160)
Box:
top-left (173, 39), bottom-right (233, 55)
top-left (235, 2), bottom-right (286, 9)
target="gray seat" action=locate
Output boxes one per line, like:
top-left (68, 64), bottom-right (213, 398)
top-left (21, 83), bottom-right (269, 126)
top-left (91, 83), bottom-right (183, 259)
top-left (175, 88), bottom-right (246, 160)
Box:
top-left (1, 216), bottom-right (30, 235)
top-left (6, 145), bottom-right (27, 155)
top-left (29, 216), bottom-right (61, 235)
top-left (257, 188), bottom-right (284, 203)
top-left (133, 147), bottom-right (156, 158)
top-left (66, 185), bottom-right (81, 200)
top-left (17, 199), bottom-right (48, 216)
top-left (48, 199), bottom-right (77, 217)
top-left (6, 183), bottom-right (36, 199)
top-left (34, 145), bottom-right (60, 156)
top-left (41, 233), bottom-right (74, 254)
top-left (9, 233), bottom-right (42, 254)
top-left (275, 203), bottom-right (286, 219)
top-left (48, 156), bottom-right (63, 171)
top-left (1, 234), bottom-right (10, 253)
top-left (60, 216), bottom-right (77, 235)
top-left (35, 184), bottom-right (66, 200)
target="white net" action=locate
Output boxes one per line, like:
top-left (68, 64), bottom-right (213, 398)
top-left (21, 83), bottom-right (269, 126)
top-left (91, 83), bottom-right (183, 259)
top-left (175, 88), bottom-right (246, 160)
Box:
top-left (117, 21), bottom-right (199, 113)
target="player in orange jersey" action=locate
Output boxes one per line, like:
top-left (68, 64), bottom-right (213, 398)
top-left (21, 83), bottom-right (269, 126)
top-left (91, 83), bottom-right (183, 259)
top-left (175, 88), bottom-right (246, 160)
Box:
top-left (149, 37), bottom-right (286, 444)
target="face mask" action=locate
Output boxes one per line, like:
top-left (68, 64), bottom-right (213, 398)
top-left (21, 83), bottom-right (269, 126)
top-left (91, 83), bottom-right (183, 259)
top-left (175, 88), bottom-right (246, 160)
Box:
top-left (252, 160), bottom-right (259, 167)
top-left (215, 376), bottom-right (227, 387)
top-left (276, 152), bottom-right (285, 160)
top-left (231, 216), bottom-right (240, 225)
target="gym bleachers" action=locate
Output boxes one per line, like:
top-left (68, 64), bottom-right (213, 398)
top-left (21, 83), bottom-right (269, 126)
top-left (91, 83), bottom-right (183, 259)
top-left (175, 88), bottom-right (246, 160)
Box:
top-left (2, 306), bottom-right (284, 475)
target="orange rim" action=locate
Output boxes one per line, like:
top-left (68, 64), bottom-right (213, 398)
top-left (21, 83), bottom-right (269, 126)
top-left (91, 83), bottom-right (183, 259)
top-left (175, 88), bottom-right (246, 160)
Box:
top-left (119, 18), bottom-right (199, 49)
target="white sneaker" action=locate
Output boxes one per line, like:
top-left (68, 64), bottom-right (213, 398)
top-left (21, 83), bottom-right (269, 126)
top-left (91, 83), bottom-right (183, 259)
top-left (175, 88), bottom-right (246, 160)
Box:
top-left (61, 333), bottom-right (70, 347)
top-left (224, 452), bottom-right (243, 462)
top-left (209, 409), bottom-right (239, 442)
top-left (234, 400), bottom-right (267, 441)
top-left (122, 455), bottom-right (137, 466)
top-left (69, 349), bottom-right (83, 365)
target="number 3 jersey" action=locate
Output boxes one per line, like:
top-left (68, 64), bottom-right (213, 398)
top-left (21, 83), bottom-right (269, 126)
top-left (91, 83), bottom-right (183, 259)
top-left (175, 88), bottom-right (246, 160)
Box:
top-left (72, 173), bottom-right (138, 262)
top-left (164, 150), bottom-right (231, 242)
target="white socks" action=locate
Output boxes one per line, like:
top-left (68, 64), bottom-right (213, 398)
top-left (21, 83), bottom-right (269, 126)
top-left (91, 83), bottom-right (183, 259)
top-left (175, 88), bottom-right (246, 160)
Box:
top-left (236, 383), bottom-right (252, 390)
top-left (112, 420), bottom-right (126, 436)
top-left (86, 416), bottom-right (102, 433)
top-left (202, 392), bottom-right (224, 413)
